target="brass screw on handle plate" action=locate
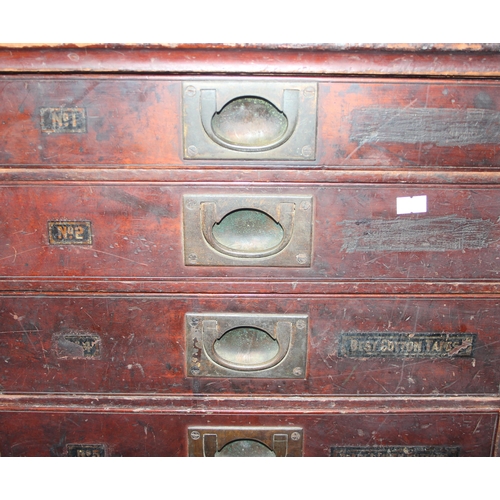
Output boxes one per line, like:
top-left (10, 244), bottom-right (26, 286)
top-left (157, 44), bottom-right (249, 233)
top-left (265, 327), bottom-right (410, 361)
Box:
top-left (296, 254), bottom-right (307, 264)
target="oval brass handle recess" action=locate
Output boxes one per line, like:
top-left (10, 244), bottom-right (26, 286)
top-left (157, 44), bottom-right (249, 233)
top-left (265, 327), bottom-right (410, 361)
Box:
top-left (202, 320), bottom-right (292, 372)
top-left (200, 89), bottom-right (300, 152)
top-left (200, 202), bottom-right (295, 258)
top-left (212, 438), bottom-right (277, 457)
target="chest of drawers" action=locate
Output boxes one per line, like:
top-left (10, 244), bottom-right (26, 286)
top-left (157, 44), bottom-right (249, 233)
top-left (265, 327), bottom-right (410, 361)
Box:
top-left (1, 44), bottom-right (500, 456)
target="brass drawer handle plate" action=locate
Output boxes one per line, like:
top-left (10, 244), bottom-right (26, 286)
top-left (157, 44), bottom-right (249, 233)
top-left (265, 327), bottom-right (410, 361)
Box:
top-left (188, 427), bottom-right (303, 457)
top-left (186, 313), bottom-right (308, 378)
top-left (183, 194), bottom-right (313, 267)
top-left (183, 81), bottom-right (317, 160)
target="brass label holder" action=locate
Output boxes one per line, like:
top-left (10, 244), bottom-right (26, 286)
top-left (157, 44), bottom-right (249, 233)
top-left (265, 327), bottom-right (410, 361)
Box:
top-left (40, 107), bottom-right (87, 134)
top-left (67, 444), bottom-right (106, 457)
top-left (48, 221), bottom-right (92, 245)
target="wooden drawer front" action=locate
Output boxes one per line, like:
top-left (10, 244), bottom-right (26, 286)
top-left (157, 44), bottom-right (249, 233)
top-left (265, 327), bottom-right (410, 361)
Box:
top-left (313, 413), bottom-right (497, 457)
top-left (1, 184), bottom-right (499, 285)
top-left (1, 295), bottom-right (499, 395)
top-left (1, 77), bottom-right (499, 168)
top-left (318, 80), bottom-right (500, 168)
top-left (0, 77), bottom-right (179, 166)
top-left (0, 411), bottom-right (495, 456)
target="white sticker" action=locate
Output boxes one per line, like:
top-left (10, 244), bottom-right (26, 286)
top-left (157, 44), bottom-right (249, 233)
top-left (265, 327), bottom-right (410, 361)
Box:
top-left (396, 195), bottom-right (427, 215)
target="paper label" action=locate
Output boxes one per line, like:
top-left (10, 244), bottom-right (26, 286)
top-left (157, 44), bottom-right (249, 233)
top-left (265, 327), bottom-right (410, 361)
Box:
top-left (397, 195), bottom-right (427, 214)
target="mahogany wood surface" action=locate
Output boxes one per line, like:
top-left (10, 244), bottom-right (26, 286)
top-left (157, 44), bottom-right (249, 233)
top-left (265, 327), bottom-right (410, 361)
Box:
top-left (0, 294), bottom-right (498, 396)
top-left (1, 76), bottom-right (500, 168)
top-left (1, 44), bottom-right (500, 76)
top-left (0, 44), bottom-right (499, 456)
top-left (2, 393), bottom-right (500, 414)
top-left (0, 183), bottom-right (498, 286)
top-left (0, 411), bottom-right (495, 456)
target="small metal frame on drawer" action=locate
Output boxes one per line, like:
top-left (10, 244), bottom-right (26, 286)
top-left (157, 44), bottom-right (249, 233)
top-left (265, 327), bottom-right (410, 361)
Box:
top-left (188, 427), bottom-right (304, 457)
top-left (183, 194), bottom-right (314, 267)
top-left (66, 444), bottom-right (106, 457)
top-left (186, 313), bottom-right (308, 379)
top-left (182, 80), bottom-right (317, 160)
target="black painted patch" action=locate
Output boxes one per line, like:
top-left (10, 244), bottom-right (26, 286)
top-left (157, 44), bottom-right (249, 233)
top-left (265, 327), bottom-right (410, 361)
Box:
top-left (350, 108), bottom-right (500, 146)
top-left (330, 446), bottom-right (460, 457)
top-left (339, 332), bottom-right (476, 358)
top-left (474, 92), bottom-right (495, 110)
top-left (48, 221), bottom-right (92, 245)
top-left (339, 215), bottom-right (495, 253)
top-left (55, 333), bottom-right (101, 359)
top-left (67, 444), bottom-right (106, 457)
top-left (40, 107), bottom-right (87, 134)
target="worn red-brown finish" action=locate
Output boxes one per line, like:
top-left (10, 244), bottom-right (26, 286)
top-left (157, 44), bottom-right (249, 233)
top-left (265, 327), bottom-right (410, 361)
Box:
top-left (0, 410), bottom-right (495, 456)
top-left (0, 77), bottom-right (180, 166)
top-left (0, 183), bottom-right (498, 288)
top-left (1, 44), bottom-right (500, 456)
top-left (1, 44), bottom-right (500, 76)
top-left (0, 294), bottom-right (499, 396)
top-left (1, 76), bottom-right (500, 168)
top-left (318, 80), bottom-right (500, 168)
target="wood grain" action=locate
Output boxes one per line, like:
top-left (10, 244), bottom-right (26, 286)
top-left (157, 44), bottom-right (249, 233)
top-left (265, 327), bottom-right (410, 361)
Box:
top-left (0, 294), bottom-right (499, 396)
top-left (1, 45), bottom-right (500, 456)
top-left (1, 44), bottom-right (500, 76)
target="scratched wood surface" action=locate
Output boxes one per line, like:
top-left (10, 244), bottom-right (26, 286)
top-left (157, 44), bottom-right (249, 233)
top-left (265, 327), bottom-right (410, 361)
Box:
top-left (2, 393), bottom-right (500, 413)
top-left (1, 45), bottom-right (500, 457)
top-left (0, 410), bottom-right (494, 456)
top-left (1, 77), bottom-right (500, 167)
top-left (319, 80), bottom-right (500, 167)
top-left (1, 44), bottom-right (500, 76)
top-left (0, 294), bottom-right (498, 395)
top-left (0, 183), bottom-right (498, 287)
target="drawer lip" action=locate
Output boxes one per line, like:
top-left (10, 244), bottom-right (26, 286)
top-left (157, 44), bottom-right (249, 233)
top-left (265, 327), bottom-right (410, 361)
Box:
top-left (1, 393), bottom-right (500, 413)
top-left (2, 278), bottom-right (500, 294)
top-left (4, 169), bottom-right (500, 182)
top-left (2, 44), bottom-right (500, 77)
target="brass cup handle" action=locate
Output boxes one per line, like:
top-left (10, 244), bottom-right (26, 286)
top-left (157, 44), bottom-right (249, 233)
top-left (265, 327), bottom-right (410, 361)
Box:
top-left (200, 89), bottom-right (300, 152)
top-left (200, 202), bottom-right (295, 258)
top-left (202, 320), bottom-right (292, 372)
